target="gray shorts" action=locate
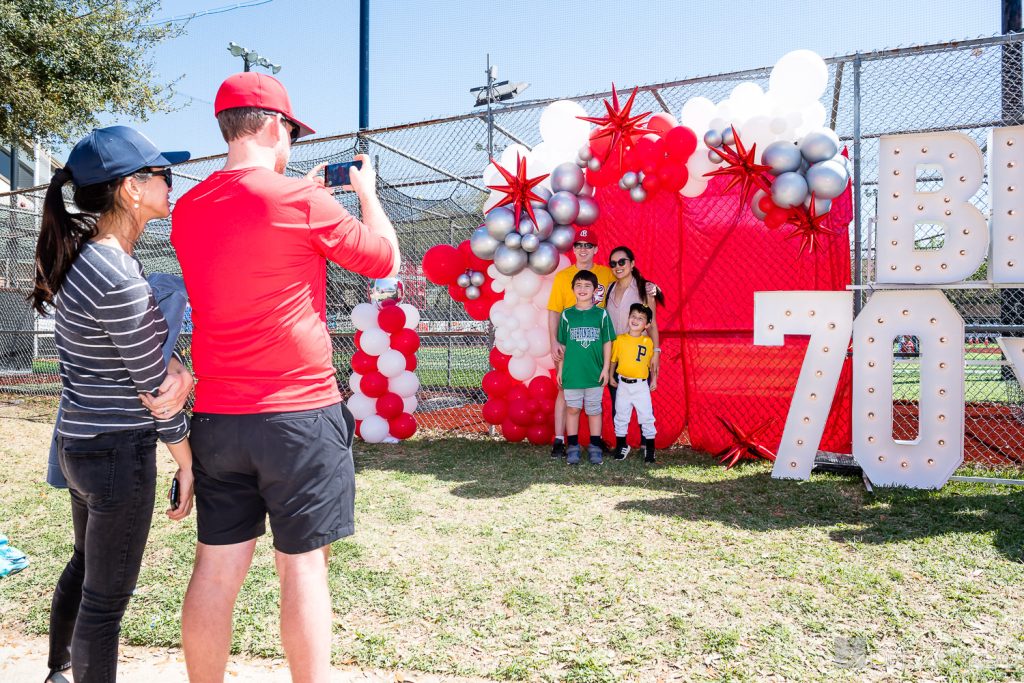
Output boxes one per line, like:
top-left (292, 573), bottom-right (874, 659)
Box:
top-left (564, 387), bottom-right (604, 414)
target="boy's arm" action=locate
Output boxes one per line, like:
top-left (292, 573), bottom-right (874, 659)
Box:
top-left (165, 439), bottom-right (194, 521)
top-left (599, 340), bottom-right (611, 387)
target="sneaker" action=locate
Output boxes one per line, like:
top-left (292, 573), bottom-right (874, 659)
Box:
top-left (587, 444), bottom-right (604, 465)
top-left (644, 447), bottom-right (656, 464)
top-left (551, 440), bottom-right (566, 459)
top-left (0, 535), bottom-right (28, 578)
top-left (614, 444), bottom-right (631, 461)
top-left (566, 444), bottom-right (581, 465)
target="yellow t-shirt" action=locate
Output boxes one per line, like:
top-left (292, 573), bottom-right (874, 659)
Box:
top-left (612, 333), bottom-right (654, 379)
top-left (546, 264), bottom-right (616, 313)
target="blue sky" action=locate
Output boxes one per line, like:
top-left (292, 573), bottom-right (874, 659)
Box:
top-left (102, 0), bottom-right (998, 159)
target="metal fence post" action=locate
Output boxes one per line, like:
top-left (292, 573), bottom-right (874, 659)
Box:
top-left (852, 52), bottom-right (863, 317)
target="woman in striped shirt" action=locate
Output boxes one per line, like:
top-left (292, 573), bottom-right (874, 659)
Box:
top-left (30, 126), bottom-right (195, 683)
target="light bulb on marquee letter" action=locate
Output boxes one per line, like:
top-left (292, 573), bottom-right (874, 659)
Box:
top-left (754, 291), bottom-right (853, 480)
top-left (876, 132), bottom-right (987, 284)
top-left (853, 291), bottom-right (964, 488)
top-left (989, 126), bottom-right (1024, 284)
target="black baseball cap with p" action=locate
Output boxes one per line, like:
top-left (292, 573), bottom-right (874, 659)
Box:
top-left (65, 126), bottom-right (190, 188)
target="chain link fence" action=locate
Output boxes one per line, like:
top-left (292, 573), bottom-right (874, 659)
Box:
top-left (2, 33), bottom-right (1023, 469)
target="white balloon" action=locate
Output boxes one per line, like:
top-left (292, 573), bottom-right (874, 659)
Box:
top-left (508, 355), bottom-right (537, 381)
top-left (391, 371), bottom-right (420, 398)
top-left (499, 143), bottom-right (531, 170)
top-left (377, 349), bottom-right (407, 378)
top-left (729, 82), bottom-right (765, 117)
top-left (346, 393), bottom-right (376, 420)
top-left (514, 303), bottom-right (536, 328)
top-left (679, 96), bottom-right (717, 137)
top-left (483, 192), bottom-right (503, 214)
top-left (769, 49), bottom-right (829, 105)
top-left (348, 372), bottom-right (363, 395)
top-left (351, 303), bottom-right (379, 332)
top-left (483, 163), bottom-right (501, 186)
top-left (398, 304), bottom-right (420, 330)
top-left (487, 264), bottom-right (500, 280)
top-left (495, 337), bottom-right (515, 355)
top-left (539, 100), bottom-right (591, 154)
top-left (511, 269), bottom-right (542, 298)
top-left (360, 328), bottom-right (391, 356)
top-left (526, 327), bottom-right (550, 357)
top-left (798, 101), bottom-right (826, 132)
top-left (402, 395), bottom-right (418, 414)
top-left (504, 290), bottom-right (521, 306)
top-left (360, 415), bottom-right (390, 443)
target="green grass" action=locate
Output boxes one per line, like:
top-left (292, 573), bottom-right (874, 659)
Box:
top-left (2, 416), bottom-right (1024, 681)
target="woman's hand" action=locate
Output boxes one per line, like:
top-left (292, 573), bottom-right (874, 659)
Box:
top-left (166, 467), bottom-right (194, 521)
top-left (650, 349), bottom-right (661, 375)
top-left (552, 342), bottom-right (566, 363)
top-left (645, 281), bottom-right (659, 299)
top-left (140, 358), bottom-right (193, 419)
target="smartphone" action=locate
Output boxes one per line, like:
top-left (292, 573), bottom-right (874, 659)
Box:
top-left (324, 160), bottom-right (363, 188)
top-left (170, 477), bottom-right (180, 510)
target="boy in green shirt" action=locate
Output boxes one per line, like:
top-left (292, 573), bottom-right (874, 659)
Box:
top-left (556, 270), bottom-right (616, 465)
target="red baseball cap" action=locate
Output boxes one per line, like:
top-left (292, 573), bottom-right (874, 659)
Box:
top-left (574, 227), bottom-right (598, 245)
top-left (214, 72), bottom-right (315, 139)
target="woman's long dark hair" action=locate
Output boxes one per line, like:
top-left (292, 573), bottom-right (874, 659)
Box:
top-left (30, 169), bottom-right (122, 313)
top-left (606, 245), bottom-right (666, 307)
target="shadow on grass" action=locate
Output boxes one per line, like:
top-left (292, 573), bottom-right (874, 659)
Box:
top-left (356, 438), bottom-right (1024, 562)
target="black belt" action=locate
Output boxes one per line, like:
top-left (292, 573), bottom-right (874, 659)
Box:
top-left (617, 376), bottom-right (646, 384)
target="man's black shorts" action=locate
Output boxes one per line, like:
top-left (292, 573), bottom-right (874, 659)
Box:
top-left (190, 402), bottom-right (356, 554)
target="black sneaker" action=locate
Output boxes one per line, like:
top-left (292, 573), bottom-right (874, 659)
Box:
top-left (551, 440), bottom-right (566, 458)
top-left (614, 444), bottom-right (631, 461)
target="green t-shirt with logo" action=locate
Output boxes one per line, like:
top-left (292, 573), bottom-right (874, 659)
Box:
top-left (557, 305), bottom-right (616, 389)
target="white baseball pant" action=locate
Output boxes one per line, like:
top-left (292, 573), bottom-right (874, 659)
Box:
top-left (613, 378), bottom-right (656, 439)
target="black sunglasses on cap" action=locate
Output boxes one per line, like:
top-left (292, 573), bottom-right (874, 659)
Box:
top-left (134, 168), bottom-right (173, 189)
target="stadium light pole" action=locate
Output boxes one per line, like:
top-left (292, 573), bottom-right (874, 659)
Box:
top-left (227, 42), bottom-right (282, 74)
top-left (470, 55), bottom-right (529, 160)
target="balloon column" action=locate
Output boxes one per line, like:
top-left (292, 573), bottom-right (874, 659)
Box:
top-left (481, 348), bottom-right (559, 445)
top-left (346, 286), bottom-right (421, 443)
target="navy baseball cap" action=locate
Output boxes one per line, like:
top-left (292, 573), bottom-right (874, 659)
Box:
top-left (65, 126), bottom-right (191, 187)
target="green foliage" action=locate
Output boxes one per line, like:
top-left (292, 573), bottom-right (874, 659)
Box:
top-left (0, 0), bottom-right (179, 151)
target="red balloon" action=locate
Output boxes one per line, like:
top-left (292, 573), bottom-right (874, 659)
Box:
top-left (664, 126), bottom-right (698, 160)
top-left (360, 371), bottom-right (389, 398)
top-left (661, 164), bottom-right (689, 193)
top-left (635, 134), bottom-right (664, 168)
top-left (377, 305), bottom-right (406, 334)
top-left (528, 375), bottom-right (557, 402)
top-left (457, 239), bottom-right (490, 273)
top-left (482, 398), bottom-right (508, 425)
top-left (758, 195), bottom-right (777, 213)
top-left (588, 130), bottom-right (611, 159)
top-left (539, 398), bottom-right (556, 414)
top-left (531, 411), bottom-right (548, 426)
top-left (464, 297), bottom-right (492, 321)
top-left (354, 331), bottom-right (362, 349)
top-left (527, 424), bottom-right (553, 445)
top-left (376, 392), bottom-right (404, 419)
top-left (489, 347), bottom-right (511, 372)
top-left (647, 112), bottom-right (678, 135)
top-left (506, 385), bottom-right (529, 405)
top-left (642, 172), bottom-right (661, 193)
top-left (482, 370), bottom-right (512, 398)
top-left (501, 418), bottom-right (527, 443)
top-left (389, 413), bottom-right (417, 440)
top-left (351, 350), bottom-right (378, 375)
top-left (404, 354), bottom-right (418, 372)
top-left (509, 402), bottom-right (533, 427)
top-left (448, 283), bottom-right (469, 303)
top-left (354, 420), bottom-right (362, 439)
top-left (765, 207), bottom-right (790, 230)
top-left (422, 244), bottom-right (466, 285)
top-left (390, 328), bottom-right (420, 355)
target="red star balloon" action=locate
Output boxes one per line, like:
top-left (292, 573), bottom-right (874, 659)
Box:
top-left (715, 416), bottom-right (777, 469)
top-left (785, 194), bottom-right (836, 255)
top-left (578, 83), bottom-right (653, 168)
top-left (704, 126), bottom-right (773, 209)
top-left (486, 154), bottom-right (550, 231)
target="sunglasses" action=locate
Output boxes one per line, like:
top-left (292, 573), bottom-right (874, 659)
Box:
top-left (263, 110), bottom-right (299, 142)
top-left (609, 257), bottom-right (632, 267)
top-left (573, 242), bottom-right (596, 250)
top-left (135, 168), bottom-right (173, 189)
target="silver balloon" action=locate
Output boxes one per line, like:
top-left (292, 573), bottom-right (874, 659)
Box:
top-left (750, 188), bottom-right (769, 220)
top-left (485, 206), bottom-right (515, 240)
top-left (721, 127), bottom-right (735, 146)
top-left (469, 271), bottom-right (485, 287)
top-left (529, 185), bottom-right (552, 209)
top-left (575, 196), bottom-right (599, 227)
top-left (547, 191), bottom-right (580, 225)
top-left (578, 145), bottom-right (594, 162)
top-left (805, 159), bottom-right (849, 200)
top-left (630, 185), bottom-right (647, 203)
top-left (800, 129), bottom-right (841, 164)
top-left (470, 226), bottom-right (500, 260)
top-left (618, 177), bottom-right (629, 191)
top-left (762, 140), bottom-right (803, 176)
top-left (533, 208), bottom-right (554, 239)
top-left (551, 162), bottom-right (586, 194)
top-left (528, 242), bottom-right (560, 275)
top-left (493, 244), bottom-right (528, 276)
top-left (464, 285), bottom-right (481, 300)
top-left (576, 157), bottom-right (588, 168)
top-left (587, 157), bottom-right (602, 172)
top-left (548, 225), bottom-right (576, 252)
top-left (456, 273), bottom-right (471, 288)
top-left (771, 171), bottom-right (809, 209)
top-left (621, 171), bottom-right (639, 189)
top-left (578, 181), bottom-right (594, 197)
top-left (802, 193), bottom-right (833, 215)
top-left (369, 278), bottom-right (404, 308)
top-left (518, 216), bottom-right (536, 236)
top-left (520, 233), bottom-right (541, 253)
top-left (504, 232), bottom-right (522, 249)
top-left (708, 149), bottom-right (723, 164)
top-left (703, 129), bottom-right (723, 148)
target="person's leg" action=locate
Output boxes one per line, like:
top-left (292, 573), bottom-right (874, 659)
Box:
top-left (612, 383), bottom-right (632, 460)
top-left (551, 390), bottom-right (567, 457)
top-left (275, 546), bottom-right (332, 683)
top-left (47, 483), bottom-right (88, 674)
top-left (564, 396), bottom-right (582, 464)
top-left (565, 406), bottom-right (581, 440)
top-left (634, 385), bottom-right (657, 462)
top-left (182, 540), bottom-right (258, 683)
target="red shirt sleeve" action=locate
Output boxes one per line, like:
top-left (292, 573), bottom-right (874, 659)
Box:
top-left (306, 187), bottom-right (396, 278)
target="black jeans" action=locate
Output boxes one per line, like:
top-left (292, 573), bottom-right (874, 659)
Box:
top-left (48, 428), bottom-right (158, 682)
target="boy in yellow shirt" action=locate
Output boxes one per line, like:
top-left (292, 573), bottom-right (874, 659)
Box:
top-left (609, 303), bottom-right (657, 463)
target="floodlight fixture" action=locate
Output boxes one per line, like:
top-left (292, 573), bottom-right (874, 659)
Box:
top-left (226, 42), bottom-right (282, 74)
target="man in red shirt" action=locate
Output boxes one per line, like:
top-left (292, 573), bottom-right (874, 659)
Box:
top-left (171, 72), bottom-right (399, 683)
